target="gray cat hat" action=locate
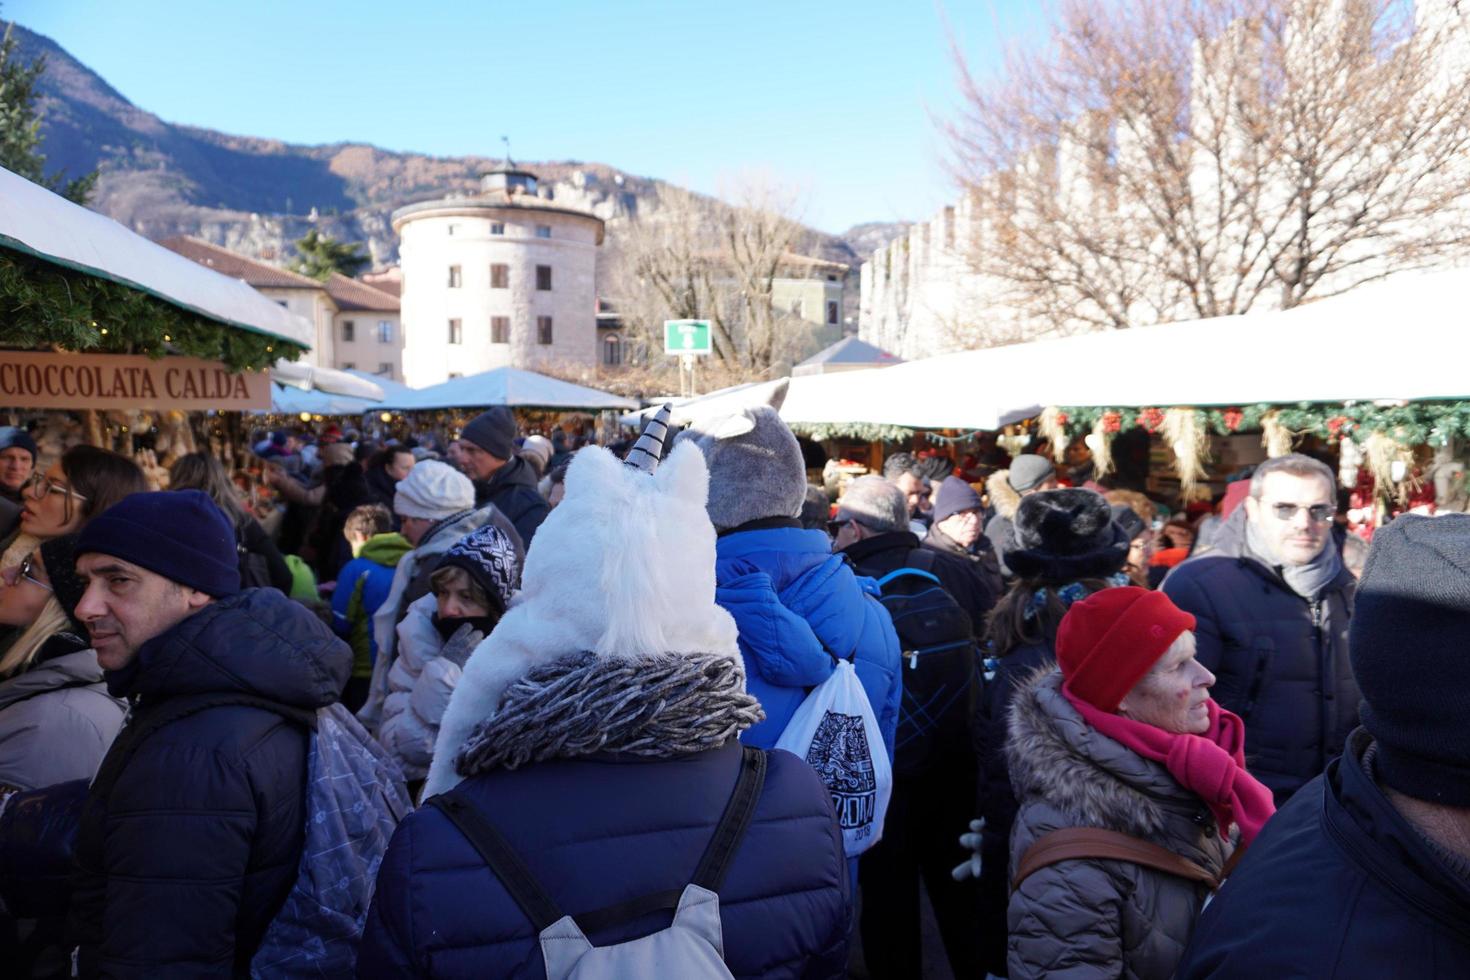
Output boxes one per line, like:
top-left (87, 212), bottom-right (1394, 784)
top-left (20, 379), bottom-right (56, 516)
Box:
top-left (675, 383), bottom-right (806, 533)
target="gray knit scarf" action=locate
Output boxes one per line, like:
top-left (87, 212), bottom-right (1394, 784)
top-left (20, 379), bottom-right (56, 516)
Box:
top-left (1245, 517), bottom-right (1343, 600)
top-left (454, 651), bottom-right (765, 777)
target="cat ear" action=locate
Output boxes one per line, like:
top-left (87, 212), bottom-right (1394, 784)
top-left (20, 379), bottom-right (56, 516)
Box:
top-left (655, 440), bottom-right (710, 504)
top-left (700, 412), bottom-right (756, 441)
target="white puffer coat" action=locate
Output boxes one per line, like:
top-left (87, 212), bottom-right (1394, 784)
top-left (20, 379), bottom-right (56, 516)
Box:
top-left (376, 592), bottom-right (488, 781)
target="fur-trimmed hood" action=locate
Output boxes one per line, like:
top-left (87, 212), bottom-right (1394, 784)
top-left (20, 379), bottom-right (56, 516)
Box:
top-left (988, 469), bottom-right (1021, 520)
top-left (1007, 668), bottom-right (1213, 843)
top-left (424, 438), bottom-right (744, 797)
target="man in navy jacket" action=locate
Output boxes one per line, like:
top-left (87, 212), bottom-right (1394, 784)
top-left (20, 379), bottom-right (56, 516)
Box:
top-left (65, 490), bottom-right (350, 976)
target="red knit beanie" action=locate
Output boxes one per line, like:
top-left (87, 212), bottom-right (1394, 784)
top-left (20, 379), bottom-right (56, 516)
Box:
top-left (1056, 587), bottom-right (1196, 712)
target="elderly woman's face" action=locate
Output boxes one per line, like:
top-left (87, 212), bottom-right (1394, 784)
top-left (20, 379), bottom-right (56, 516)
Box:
top-left (1118, 632), bottom-right (1216, 734)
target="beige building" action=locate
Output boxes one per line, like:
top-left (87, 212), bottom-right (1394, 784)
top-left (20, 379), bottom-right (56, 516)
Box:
top-left (161, 237), bottom-right (401, 377)
top-left (392, 164), bottom-right (605, 387)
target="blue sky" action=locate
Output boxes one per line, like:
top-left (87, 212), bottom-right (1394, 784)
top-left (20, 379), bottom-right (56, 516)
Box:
top-left (7, 0), bottom-right (1048, 235)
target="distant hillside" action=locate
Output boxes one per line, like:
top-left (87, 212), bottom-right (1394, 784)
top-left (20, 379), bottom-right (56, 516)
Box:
top-left (11, 22), bottom-right (875, 272)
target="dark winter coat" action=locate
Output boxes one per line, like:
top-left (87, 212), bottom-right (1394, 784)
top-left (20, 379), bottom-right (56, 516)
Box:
top-left (0, 636), bottom-right (125, 793)
top-left (67, 588), bottom-right (351, 978)
top-left (473, 455), bottom-right (550, 548)
top-left (844, 529), bottom-right (995, 635)
top-left (1162, 516), bottom-right (1357, 803)
top-left (0, 492), bottom-right (19, 540)
top-left (1007, 669), bottom-right (1231, 980)
top-left (1177, 729), bottom-right (1470, 978)
top-left (920, 526), bottom-right (1003, 633)
top-left (358, 740), bottom-right (851, 980)
top-left (238, 515), bottom-right (293, 593)
top-left (975, 636), bottom-right (1055, 977)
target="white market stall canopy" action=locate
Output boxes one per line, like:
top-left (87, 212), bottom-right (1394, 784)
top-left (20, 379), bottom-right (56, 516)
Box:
top-left (267, 369), bottom-right (418, 416)
top-left (629, 264), bottom-right (1470, 435)
top-left (272, 360), bottom-right (385, 400)
top-left (0, 166), bottom-right (312, 349)
top-left (378, 367), bottom-right (637, 412)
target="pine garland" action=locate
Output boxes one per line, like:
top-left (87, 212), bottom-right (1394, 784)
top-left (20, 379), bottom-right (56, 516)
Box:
top-left (1049, 401), bottom-right (1470, 447)
top-left (1, 246), bottom-right (305, 371)
top-left (788, 421), bottom-right (915, 442)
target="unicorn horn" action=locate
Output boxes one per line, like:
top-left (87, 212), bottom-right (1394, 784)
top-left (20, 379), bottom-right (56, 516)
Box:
top-left (625, 403), bottom-right (674, 474)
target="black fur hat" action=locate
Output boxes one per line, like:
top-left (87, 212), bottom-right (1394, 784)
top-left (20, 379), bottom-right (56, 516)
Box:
top-left (1006, 488), bottom-right (1129, 582)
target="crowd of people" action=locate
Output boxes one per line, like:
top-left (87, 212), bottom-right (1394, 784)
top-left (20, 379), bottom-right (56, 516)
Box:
top-left (0, 404), bottom-right (1465, 979)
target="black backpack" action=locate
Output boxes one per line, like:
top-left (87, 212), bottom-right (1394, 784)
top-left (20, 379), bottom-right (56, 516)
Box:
top-left (874, 550), bottom-right (978, 776)
top-left (236, 524), bottom-right (274, 590)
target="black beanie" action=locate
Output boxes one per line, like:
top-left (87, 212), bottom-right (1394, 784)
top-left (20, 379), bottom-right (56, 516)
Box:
top-left (932, 476), bottom-right (983, 524)
top-left (38, 533), bottom-right (88, 635)
top-left (461, 407), bottom-right (517, 461)
top-left (1006, 488), bottom-right (1129, 582)
top-left (1351, 513), bottom-right (1470, 805)
top-left (77, 490), bottom-right (240, 598)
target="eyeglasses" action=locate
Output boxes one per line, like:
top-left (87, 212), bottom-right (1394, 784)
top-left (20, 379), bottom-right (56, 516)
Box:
top-left (24, 472), bottom-right (88, 503)
top-left (1270, 503), bottom-right (1334, 523)
top-left (2, 555), bottom-right (52, 592)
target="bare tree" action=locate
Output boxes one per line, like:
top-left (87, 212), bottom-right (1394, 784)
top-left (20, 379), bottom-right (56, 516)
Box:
top-left (607, 177), bottom-right (815, 379)
top-left (944, 0), bottom-right (1470, 335)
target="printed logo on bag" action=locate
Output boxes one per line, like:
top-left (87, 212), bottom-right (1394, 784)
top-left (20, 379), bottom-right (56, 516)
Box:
top-left (805, 711), bottom-right (877, 838)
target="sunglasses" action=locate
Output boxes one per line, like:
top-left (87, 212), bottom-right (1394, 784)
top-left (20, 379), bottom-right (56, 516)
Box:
top-left (827, 519), bottom-right (852, 536)
top-left (1270, 503), bottom-right (1334, 523)
top-left (2, 555), bottom-right (52, 592)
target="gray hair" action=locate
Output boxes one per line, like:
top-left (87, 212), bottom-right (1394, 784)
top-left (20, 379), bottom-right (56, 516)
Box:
top-left (1249, 453), bottom-right (1336, 500)
top-left (836, 475), bottom-right (909, 533)
top-left (882, 452), bottom-right (922, 481)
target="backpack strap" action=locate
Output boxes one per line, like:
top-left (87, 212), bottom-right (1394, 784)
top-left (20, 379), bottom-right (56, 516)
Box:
top-left (1012, 827), bottom-right (1220, 892)
top-left (427, 792), bottom-right (565, 931)
top-left (427, 745), bottom-right (768, 936)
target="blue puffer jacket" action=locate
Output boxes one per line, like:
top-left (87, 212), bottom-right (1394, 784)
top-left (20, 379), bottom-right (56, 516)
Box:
top-left (714, 525), bottom-right (902, 760)
top-left (1162, 513), bottom-right (1357, 804)
top-left (67, 589), bottom-right (351, 978)
top-left (358, 741), bottom-right (851, 979)
top-left (1177, 729), bottom-right (1470, 978)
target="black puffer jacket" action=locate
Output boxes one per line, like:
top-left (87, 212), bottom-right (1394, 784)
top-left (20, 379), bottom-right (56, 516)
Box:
top-left (1162, 514), bottom-right (1357, 803)
top-left (921, 526), bottom-right (1003, 632)
top-left (473, 455), bottom-right (550, 548)
top-left (67, 589), bottom-right (351, 977)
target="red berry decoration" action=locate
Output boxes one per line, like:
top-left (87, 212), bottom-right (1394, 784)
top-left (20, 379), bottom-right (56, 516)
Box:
top-left (1137, 408), bottom-right (1165, 433)
top-left (1101, 411), bottom-right (1122, 434)
top-left (1222, 408), bottom-right (1243, 432)
top-left (1326, 416), bottom-right (1347, 439)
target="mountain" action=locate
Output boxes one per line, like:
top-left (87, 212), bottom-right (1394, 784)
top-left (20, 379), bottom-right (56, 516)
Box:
top-left (11, 23), bottom-right (875, 272)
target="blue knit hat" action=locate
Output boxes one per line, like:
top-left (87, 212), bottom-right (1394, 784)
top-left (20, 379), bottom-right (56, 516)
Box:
top-left (932, 475), bottom-right (984, 524)
top-left (77, 490), bottom-right (240, 597)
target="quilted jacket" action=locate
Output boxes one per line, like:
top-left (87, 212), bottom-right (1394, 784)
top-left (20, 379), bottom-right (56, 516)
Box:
top-left (66, 589), bottom-right (351, 977)
top-left (713, 525), bottom-right (902, 760)
top-left (1005, 669), bottom-right (1232, 980)
top-left (357, 740), bottom-right (851, 979)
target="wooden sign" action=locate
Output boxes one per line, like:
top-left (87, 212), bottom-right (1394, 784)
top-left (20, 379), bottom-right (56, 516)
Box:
top-left (0, 351), bottom-right (270, 411)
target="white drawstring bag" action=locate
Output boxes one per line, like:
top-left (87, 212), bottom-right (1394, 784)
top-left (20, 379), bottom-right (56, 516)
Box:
top-left (775, 658), bottom-right (892, 857)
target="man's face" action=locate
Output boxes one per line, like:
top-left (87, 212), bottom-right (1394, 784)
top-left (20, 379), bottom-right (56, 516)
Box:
top-left (387, 451), bottom-right (416, 482)
top-left (398, 515), bottom-right (432, 546)
top-left (456, 441), bottom-right (503, 482)
top-left (937, 508), bottom-right (984, 548)
top-left (1245, 470), bottom-right (1335, 566)
top-left (0, 447), bottom-right (33, 493)
top-left (893, 472), bottom-right (923, 516)
top-left (73, 554), bottom-right (212, 671)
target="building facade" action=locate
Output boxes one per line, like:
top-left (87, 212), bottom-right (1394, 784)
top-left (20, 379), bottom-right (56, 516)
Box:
top-left (392, 165), bottom-right (604, 387)
top-left (160, 237), bottom-right (401, 377)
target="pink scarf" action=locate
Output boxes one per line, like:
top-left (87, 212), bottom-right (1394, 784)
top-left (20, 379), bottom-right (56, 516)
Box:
top-left (1063, 687), bottom-right (1276, 846)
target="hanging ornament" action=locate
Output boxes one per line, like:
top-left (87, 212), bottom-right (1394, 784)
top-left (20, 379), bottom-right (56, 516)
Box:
top-left (1325, 416), bottom-right (1348, 442)
top-left (1038, 407), bottom-right (1071, 463)
top-left (1261, 410), bottom-right (1294, 457)
top-left (1136, 407), bottom-right (1166, 433)
top-left (1338, 434), bottom-right (1364, 489)
top-left (1162, 408), bottom-right (1209, 495)
top-left (1221, 408), bottom-right (1244, 433)
top-left (1085, 416), bottom-right (1116, 478)
top-left (998, 425), bottom-right (1028, 458)
top-left (1364, 431), bottom-right (1417, 506)
top-left (1100, 410), bottom-right (1123, 434)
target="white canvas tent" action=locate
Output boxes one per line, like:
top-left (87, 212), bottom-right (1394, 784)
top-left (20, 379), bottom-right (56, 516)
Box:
top-left (625, 264), bottom-right (1470, 435)
top-left (378, 367), bottom-right (637, 412)
top-left (0, 166), bottom-right (312, 349)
